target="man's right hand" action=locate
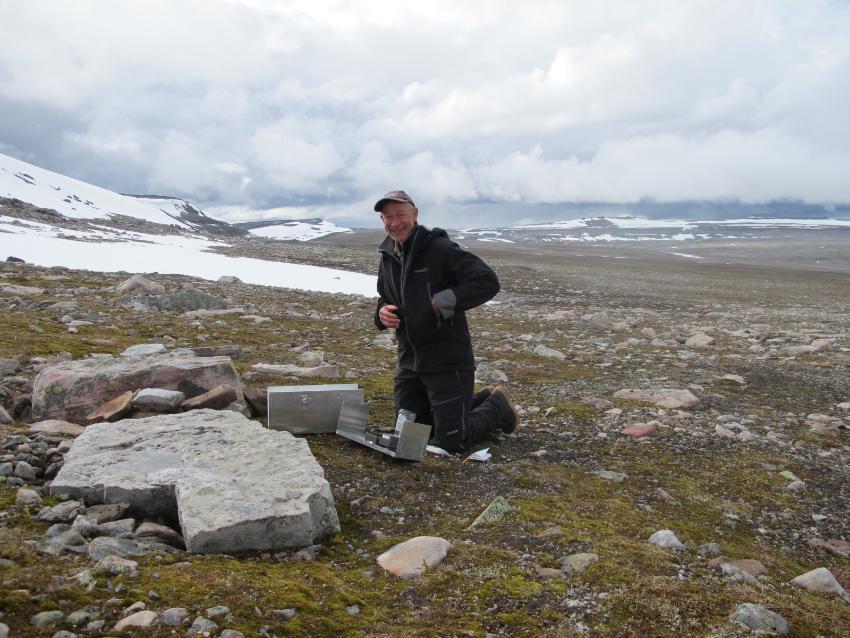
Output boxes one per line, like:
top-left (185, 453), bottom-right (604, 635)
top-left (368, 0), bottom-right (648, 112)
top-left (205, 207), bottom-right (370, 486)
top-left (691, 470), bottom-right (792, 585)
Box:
top-left (379, 304), bottom-right (401, 329)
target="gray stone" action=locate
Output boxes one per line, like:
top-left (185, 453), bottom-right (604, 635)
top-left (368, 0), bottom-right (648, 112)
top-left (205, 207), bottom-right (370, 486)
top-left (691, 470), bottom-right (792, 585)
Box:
top-left (152, 288), bottom-right (226, 313)
top-left (0, 357), bottom-right (20, 375)
top-left (116, 275), bottom-right (166, 294)
top-left (221, 631), bottom-right (245, 638)
top-left (135, 521), bottom-right (185, 548)
top-left (96, 517), bottom-right (136, 538)
top-left (32, 351), bottom-right (246, 422)
top-left (85, 621), bottom-right (105, 632)
top-left (377, 536), bottom-right (452, 579)
top-left (593, 470), bottom-right (627, 482)
top-left (51, 630), bottom-right (78, 638)
top-left (533, 344), bottom-right (566, 359)
top-left (0, 623), bottom-right (7, 638)
top-left (15, 487), bottom-right (43, 507)
top-left (649, 529), bottom-right (685, 550)
top-left (560, 552), bottom-right (599, 574)
top-left (685, 332), bottom-right (714, 348)
top-left (612, 388), bottom-right (700, 409)
top-left (51, 410), bottom-right (339, 553)
top-left (2, 284), bottom-right (44, 295)
top-left (94, 555), bottom-right (139, 575)
top-left (0, 462), bottom-right (13, 477)
top-left (206, 605), bottom-right (230, 618)
top-left (467, 496), bottom-right (511, 530)
top-left (31, 610), bottom-right (64, 628)
top-left (252, 362), bottom-right (340, 379)
top-left (132, 388), bottom-right (185, 412)
top-left (35, 500), bottom-right (84, 523)
top-left (791, 567), bottom-right (849, 601)
top-left (0, 406), bottom-right (12, 425)
top-left (475, 363), bottom-right (508, 384)
top-left (85, 502), bottom-right (131, 524)
top-left (729, 603), bottom-right (789, 635)
top-left (121, 343), bottom-right (167, 357)
top-left (188, 617), bottom-right (219, 635)
top-left (37, 525), bottom-right (87, 556)
top-left (88, 537), bottom-right (173, 561)
top-left (114, 610), bottom-right (158, 631)
top-left (66, 606), bottom-right (100, 626)
top-left (161, 608), bottom-right (190, 626)
top-left (27, 419), bottom-right (86, 437)
top-left (14, 460), bottom-right (37, 480)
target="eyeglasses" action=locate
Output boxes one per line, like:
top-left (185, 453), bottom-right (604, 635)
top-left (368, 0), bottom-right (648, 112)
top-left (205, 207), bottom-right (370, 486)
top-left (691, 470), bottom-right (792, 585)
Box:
top-left (380, 211), bottom-right (413, 222)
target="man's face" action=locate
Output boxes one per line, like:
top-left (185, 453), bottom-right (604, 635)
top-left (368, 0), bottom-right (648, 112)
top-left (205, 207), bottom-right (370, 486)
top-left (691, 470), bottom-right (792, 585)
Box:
top-left (380, 201), bottom-right (418, 242)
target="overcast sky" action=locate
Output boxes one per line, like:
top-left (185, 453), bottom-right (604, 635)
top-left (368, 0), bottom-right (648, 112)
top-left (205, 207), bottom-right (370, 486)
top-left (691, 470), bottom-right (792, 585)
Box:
top-left (2, 0), bottom-right (849, 227)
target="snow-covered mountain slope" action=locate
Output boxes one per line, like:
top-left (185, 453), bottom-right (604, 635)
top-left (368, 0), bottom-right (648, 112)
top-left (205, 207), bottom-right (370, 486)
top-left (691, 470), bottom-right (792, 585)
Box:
top-left (0, 152), bottom-right (199, 227)
top-left (238, 218), bottom-right (352, 241)
top-left (514, 215), bottom-right (850, 231)
top-left (0, 152), bottom-right (376, 295)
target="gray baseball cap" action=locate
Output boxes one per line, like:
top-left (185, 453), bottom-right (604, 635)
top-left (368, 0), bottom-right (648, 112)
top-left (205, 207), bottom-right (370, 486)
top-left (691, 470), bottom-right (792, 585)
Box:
top-left (374, 190), bottom-right (416, 212)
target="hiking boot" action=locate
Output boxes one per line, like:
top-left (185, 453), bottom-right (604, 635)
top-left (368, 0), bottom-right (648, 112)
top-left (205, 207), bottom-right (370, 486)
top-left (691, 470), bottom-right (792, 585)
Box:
top-left (472, 385), bottom-right (495, 410)
top-left (491, 385), bottom-right (518, 434)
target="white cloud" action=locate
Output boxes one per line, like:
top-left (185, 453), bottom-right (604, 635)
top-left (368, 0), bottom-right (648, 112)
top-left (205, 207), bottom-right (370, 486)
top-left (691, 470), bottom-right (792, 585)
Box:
top-left (2, 0), bottom-right (850, 224)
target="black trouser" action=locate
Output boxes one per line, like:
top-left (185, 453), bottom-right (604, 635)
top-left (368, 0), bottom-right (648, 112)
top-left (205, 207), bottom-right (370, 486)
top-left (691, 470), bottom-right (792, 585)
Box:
top-left (393, 368), bottom-right (501, 453)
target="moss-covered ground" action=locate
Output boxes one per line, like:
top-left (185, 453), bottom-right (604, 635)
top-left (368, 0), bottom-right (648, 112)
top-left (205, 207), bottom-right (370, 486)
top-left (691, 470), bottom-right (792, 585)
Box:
top-left (1, 238), bottom-right (850, 637)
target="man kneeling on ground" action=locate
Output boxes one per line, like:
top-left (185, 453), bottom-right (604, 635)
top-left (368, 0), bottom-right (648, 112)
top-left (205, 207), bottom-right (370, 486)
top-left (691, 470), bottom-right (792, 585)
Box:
top-left (373, 189), bottom-right (519, 453)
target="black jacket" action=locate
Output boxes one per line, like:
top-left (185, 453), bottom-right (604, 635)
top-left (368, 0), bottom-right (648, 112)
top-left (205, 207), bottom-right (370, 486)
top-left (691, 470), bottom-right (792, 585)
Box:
top-left (375, 225), bottom-right (500, 372)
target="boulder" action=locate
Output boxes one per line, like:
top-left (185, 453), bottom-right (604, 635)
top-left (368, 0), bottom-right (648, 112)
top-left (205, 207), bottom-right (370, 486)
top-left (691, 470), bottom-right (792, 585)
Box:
top-left (116, 275), bottom-right (166, 294)
top-left (252, 363), bottom-right (340, 379)
top-left (86, 391), bottom-right (134, 423)
top-left (612, 388), bottom-right (700, 409)
top-left (26, 419), bottom-right (86, 437)
top-left (32, 351), bottom-right (246, 422)
top-left (181, 384), bottom-right (238, 411)
top-left (121, 343), bottom-right (167, 357)
top-left (50, 410), bottom-right (339, 553)
top-left (133, 388), bottom-right (185, 412)
top-left (729, 604), bottom-right (789, 635)
top-left (377, 536), bottom-right (452, 579)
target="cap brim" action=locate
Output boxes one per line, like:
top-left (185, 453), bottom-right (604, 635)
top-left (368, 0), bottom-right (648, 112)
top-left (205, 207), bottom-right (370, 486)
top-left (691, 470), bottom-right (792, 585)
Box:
top-left (374, 197), bottom-right (408, 212)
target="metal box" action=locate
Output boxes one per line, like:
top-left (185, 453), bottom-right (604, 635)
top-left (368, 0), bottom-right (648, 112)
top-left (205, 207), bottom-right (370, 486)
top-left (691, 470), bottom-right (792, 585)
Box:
top-left (336, 401), bottom-right (431, 461)
top-left (267, 384), bottom-right (364, 434)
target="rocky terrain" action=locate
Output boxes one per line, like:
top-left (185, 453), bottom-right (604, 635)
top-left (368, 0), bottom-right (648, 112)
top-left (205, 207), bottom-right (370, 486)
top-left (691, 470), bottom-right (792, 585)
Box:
top-left (1, 232), bottom-right (849, 638)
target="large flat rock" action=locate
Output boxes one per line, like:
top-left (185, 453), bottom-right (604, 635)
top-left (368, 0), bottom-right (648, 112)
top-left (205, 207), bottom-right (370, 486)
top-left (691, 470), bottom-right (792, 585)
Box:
top-left (32, 350), bottom-right (246, 423)
top-left (50, 410), bottom-right (339, 553)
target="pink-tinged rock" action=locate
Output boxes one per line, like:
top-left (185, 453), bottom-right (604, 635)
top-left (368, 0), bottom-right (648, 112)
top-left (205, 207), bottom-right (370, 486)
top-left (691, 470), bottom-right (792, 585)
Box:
top-left (535, 565), bottom-right (563, 579)
top-left (808, 538), bottom-right (850, 558)
top-left (2, 284), bottom-right (44, 295)
top-left (685, 332), bottom-right (714, 348)
top-left (612, 388), bottom-right (700, 409)
top-left (621, 423), bottom-right (657, 438)
top-left (243, 387), bottom-right (267, 417)
top-left (791, 567), bottom-right (849, 602)
top-left (114, 610), bottom-right (158, 631)
top-left (581, 396), bottom-right (614, 410)
top-left (26, 420), bottom-right (86, 437)
top-left (725, 559), bottom-right (767, 577)
top-left (86, 391), bottom-right (134, 424)
top-left (181, 384), bottom-right (238, 411)
top-left (32, 352), bottom-right (245, 422)
top-left (537, 527), bottom-right (565, 539)
top-left (377, 536), bottom-right (452, 580)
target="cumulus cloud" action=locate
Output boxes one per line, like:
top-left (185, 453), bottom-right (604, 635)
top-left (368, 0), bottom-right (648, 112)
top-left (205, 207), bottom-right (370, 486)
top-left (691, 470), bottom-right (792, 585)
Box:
top-left (1, 0), bottom-right (849, 225)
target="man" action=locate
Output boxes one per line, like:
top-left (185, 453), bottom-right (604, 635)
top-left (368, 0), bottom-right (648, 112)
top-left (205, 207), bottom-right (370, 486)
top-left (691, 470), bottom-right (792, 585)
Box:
top-left (373, 189), bottom-right (518, 453)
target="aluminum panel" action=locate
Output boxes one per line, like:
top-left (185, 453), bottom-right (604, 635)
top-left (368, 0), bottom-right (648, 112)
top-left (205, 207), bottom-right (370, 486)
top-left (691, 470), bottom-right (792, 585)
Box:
top-left (267, 384), bottom-right (364, 434)
top-left (336, 401), bottom-right (431, 461)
